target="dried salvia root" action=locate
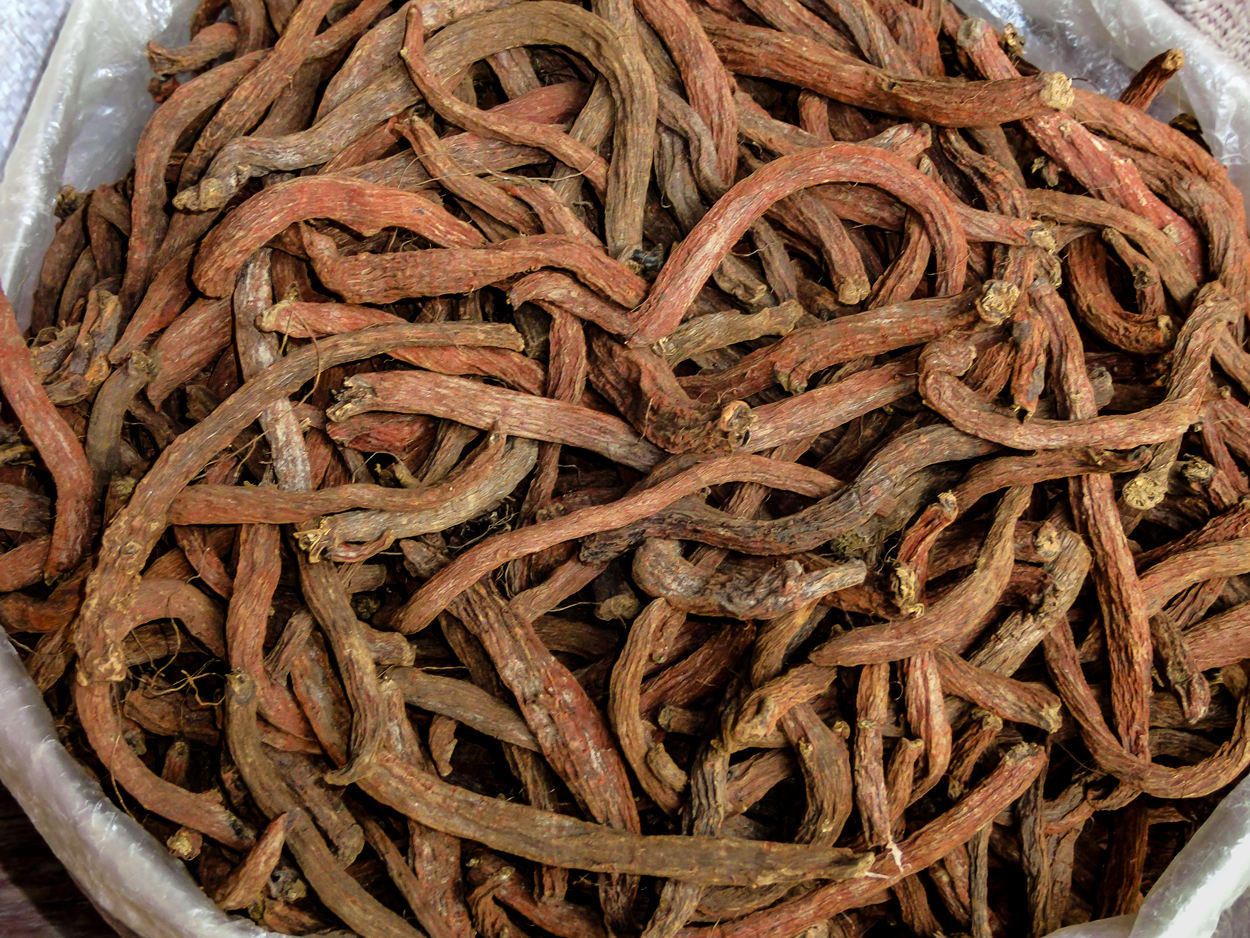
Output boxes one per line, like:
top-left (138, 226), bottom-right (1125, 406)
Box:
top-left (75, 578), bottom-right (251, 850)
top-left (257, 299), bottom-right (543, 394)
top-left (225, 672), bottom-right (428, 938)
top-left (1119, 49), bottom-right (1185, 111)
top-left (685, 744), bottom-right (1047, 938)
top-left (630, 145), bottom-right (968, 346)
top-left (175, 0), bottom-right (341, 189)
top-left (122, 50), bottom-right (266, 310)
top-left (892, 448), bottom-right (1146, 612)
top-left (956, 18), bottom-right (1203, 275)
top-left (296, 436), bottom-right (538, 562)
top-left (8, 2), bottom-right (1250, 937)
top-left (680, 296), bottom-right (976, 401)
top-left (921, 282), bottom-right (1235, 451)
top-left (398, 449), bottom-right (860, 631)
top-left (303, 228), bottom-right (648, 308)
top-left (0, 284), bottom-right (93, 578)
top-left (75, 323), bottom-right (520, 684)
top-left (192, 176), bottom-right (486, 296)
top-left (147, 22), bottom-right (241, 76)
top-left (213, 810), bottom-right (298, 910)
top-left (632, 539), bottom-right (866, 618)
top-left (702, 17), bottom-right (1073, 126)
top-left (396, 2), bottom-right (657, 260)
top-left (327, 370), bottom-right (663, 470)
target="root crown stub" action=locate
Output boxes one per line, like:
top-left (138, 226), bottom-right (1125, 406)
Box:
top-left (1029, 224), bottom-right (1059, 252)
top-left (956, 17), bottom-right (989, 47)
top-left (1181, 456), bottom-right (1216, 485)
top-left (1033, 521), bottom-right (1064, 561)
top-left (718, 400), bottom-right (755, 449)
top-left (976, 280), bottom-right (1020, 325)
top-left (1123, 473), bottom-right (1168, 511)
top-left (836, 274), bottom-right (872, 306)
top-left (173, 177), bottom-right (228, 213)
top-left (1040, 72), bottom-right (1076, 112)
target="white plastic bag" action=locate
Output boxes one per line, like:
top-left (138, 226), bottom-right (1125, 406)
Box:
top-left (0, 0), bottom-right (75, 173)
top-left (2, 1), bottom-right (1250, 937)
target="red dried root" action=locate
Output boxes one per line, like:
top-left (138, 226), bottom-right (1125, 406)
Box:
top-left (956, 19), bottom-right (1203, 277)
top-left (0, 285), bottom-right (93, 578)
top-left (632, 539), bottom-right (866, 618)
top-left (680, 292), bottom-right (977, 403)
top-left (31, 200), bottom-right (88, 335)
top-left (258, 299), bottom-right (543, 394)
top-left (1045, 616), bottom-right (1250, 798)
top-left (146, 297), bottom-right (234, 408)
top-left (224, 672), bottom-right (428, 938)
top-left (326, 370), bottom-right (663, 471)
top-left (318, 0), bottom-right (528, 120)
top-left (676, 744), bottom-right (1046, 938)
top-left (192, 176), bottom-right (486, 296)
top-left (630, 145), bottom-right (968, 346)
top-left (1071, 88), bottom-right (1246, 235)
top-left (920, 282), bottom-right (1235, 451)
top-left (304, 225), bottom-right (647, 308)
top-left (1119, 49), bottom-right (1185, 111)
top-left (1033, 277), bottom-right (1156, 760)
top-left (75, 577), bottom-right (250, 850)
top-left (183, 0), bottom-right (657, 262)
top-left (702, 16), bottom-right (1072, 126)
top-left (360, 746), bottom-right (871, 887)
top-left (146, 22), bottom-right (240, 76)
top-left (123, 50), bottom-right (266, 310)
top-left (394, 450), bottom-right (869, 633)
top-left (634, 0), bottom-right (737, 185)
top-left (74, 322), bottom-right (525, 684)
top-left (111, 246), bottom-right (194, 364)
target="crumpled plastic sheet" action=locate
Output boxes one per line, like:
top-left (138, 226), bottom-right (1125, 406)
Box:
top-left (0, 0), bottom-right (74, 174)
top-left (2, 1), bottom-right (1250, 937)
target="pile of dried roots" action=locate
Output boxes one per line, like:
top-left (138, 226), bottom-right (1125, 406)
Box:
top-left (3, 0), bottom-right (1250, 935)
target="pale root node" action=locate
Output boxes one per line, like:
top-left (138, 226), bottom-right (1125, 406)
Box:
top-left (1028, 224), bottom-right (1058, 253)
top-left (836, 274), bottom-right (871, 306)
top-left (955, 17), bottom-right (988, 47)
top-left (976, 280), bottom-right (1019, 325)
top-left (1162, 48), bottom-right (1186, 71)
top-left (1040, 72), bottom-right (1075, 111)
top-left (1123, 473), bottom-right (1168, 510)
top-left (172, 177), bottom-right (227, 212)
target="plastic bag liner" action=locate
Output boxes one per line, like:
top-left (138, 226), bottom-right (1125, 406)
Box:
top-left (1, 0), bottom-right (1250, 936)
